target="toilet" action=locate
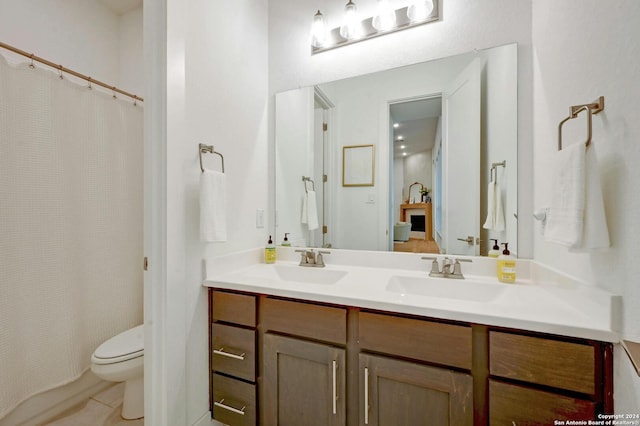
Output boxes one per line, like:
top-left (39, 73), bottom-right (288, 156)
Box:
top-left (91, 325), bottom-right (144, 420)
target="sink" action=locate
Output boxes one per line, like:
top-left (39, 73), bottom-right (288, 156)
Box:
top-left (273, 264), bottom-right (348, 285)
top-left (238, 264), bottom-right (348, 285)
top-left (386, 275), bottom-right (506, 302)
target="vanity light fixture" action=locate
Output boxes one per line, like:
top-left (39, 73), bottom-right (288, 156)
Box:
top-left (311, 0), bottom-right (440, 54)
top-left (340, 1), bottom-right (361, 40)
top-left (372, 0), bottom-right (396, 31)
top-left (311, 10), bottom-right (328, 48)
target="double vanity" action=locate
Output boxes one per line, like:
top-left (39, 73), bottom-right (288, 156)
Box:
top-left (204, 247), bottom-right (619, 425)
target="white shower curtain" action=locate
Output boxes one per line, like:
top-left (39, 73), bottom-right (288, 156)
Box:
top-left (0, 54), bottom-right (143, 419)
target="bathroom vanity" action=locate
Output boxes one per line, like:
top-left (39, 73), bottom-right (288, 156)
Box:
top-left (204, 248), bottom-right (618, 426)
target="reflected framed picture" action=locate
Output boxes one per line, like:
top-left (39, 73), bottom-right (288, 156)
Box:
top-left (342, 144), bottom-right (375, 187)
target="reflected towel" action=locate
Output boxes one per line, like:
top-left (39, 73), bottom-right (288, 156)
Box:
top-left (545, 143), bottom-right (609, 250)
top-left (301, 190), bottom-right (319, 231)
top-left (483, 178), bottom-right (505, 231)
top-left (200, 170), bottom-right (227, 242)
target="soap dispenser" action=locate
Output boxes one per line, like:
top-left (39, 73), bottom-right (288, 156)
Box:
top-left (281, 233), bottom-right (291, 247)
top-left (497, 243), bottom-right (516, 283)
top-left (488, 239), bottom-right (500, 258)
top-left (265, 235), bottom-right (276, 264)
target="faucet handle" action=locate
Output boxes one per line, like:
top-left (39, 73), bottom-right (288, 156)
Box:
top-left (316, 250), bottom-right (330, 267)
top-left (295, 249), bottom-right (308, 265)
top-left (450, 258), bottom-right (472, 278)
top-left (421, 256), bottom-right (442, 276)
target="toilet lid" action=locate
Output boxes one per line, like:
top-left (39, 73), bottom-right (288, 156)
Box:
top-left (92, 324), bottom-right (144, 364)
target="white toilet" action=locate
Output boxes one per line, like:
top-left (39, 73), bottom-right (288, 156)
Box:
top-left (91, 325), bottom-right (144, 420)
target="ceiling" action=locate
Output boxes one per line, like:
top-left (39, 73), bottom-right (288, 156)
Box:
top-left (99, 0), bottom-right (142, 15)
top-left (390, 97), bottom-right (441, 159)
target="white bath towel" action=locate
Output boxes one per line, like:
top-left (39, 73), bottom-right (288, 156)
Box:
top-left (482, 178), bottom-right (505, 231)
top-left (200, 170), bottom-right (227, 242)
top-left (301, 190), bottom-right (319, 231)
top-left (545, 143), bottom-right (609, 250)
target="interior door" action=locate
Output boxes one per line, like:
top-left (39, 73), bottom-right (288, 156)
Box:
top-left (442, 58), bottom-right (481, 256)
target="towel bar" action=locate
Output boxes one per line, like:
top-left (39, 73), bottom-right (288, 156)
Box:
top-left (490, 160), bottom-right (506, 182)
top-left (557, 96), bottom-right (605, 151)
top-left (199, 143), bottom-right (225, 173)
top-left (302, 176), bottom-right (315, 193)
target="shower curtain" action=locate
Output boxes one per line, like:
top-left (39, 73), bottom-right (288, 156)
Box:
top-left (0, 54), bottom-right (143, 419)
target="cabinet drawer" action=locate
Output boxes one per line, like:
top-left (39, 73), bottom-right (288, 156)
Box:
top-left (489, 380), bottom-right (596, 425)
top-left (262, 297), bottom-right (347, 345)
top-left (489, 331), bottom-right (595, 394)
top-left (212, 323), bottom-right (256, 382)
top-left (212, 290), bottom-right (256, 327)
top-left (359, 312), bottom-right (472, 369)
top-left (213, 373), bottom-right (256, 426)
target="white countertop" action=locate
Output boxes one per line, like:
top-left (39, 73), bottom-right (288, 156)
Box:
top-left (203, 248), bottom-right (620, 343)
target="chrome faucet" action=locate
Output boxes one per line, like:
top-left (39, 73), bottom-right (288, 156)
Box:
top-left (421, 256), bottom-right (472, 279)
top-left (295, 249), bottom-right (331, 267)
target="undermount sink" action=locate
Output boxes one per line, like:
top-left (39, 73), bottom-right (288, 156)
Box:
top-left (239, 263), bottom-right (348, 285)
top-left (386, 275), bottom-right (506, 302)
top-left (273, 264), bottom-right (348, 285)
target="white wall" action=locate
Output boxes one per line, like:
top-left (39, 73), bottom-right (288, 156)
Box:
top-left (531, 0), bottom-right (640, 411)
top-left (404, 150), bottom-right (432, 198)
top-left (147, 0), bottom-right (269, 424)
top-left (269, 0), bottom-right (534, 257)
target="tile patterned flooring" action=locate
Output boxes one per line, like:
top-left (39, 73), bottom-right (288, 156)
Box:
top-left (44, 383), bottom-right (143, 426)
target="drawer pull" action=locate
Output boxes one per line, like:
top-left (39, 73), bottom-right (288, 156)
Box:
top-left (364, 367), bottom-right (370, 425)
top-left (213, 347), bottom-right (246, 361)
top-left (214, 398), bottom-right (246, 416)
top-left (332, 360), bottom-right (337, 415)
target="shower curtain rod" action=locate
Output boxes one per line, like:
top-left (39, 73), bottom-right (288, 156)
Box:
top-left (0, 41), bottom-right (143, 103)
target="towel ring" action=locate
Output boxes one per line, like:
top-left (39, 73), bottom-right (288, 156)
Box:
top-left (557, 96), bottom-right (605, 151)
top-left (302, 176), bottom-right (315, 193)
top-left (199, 143), bottom-right (225, 173)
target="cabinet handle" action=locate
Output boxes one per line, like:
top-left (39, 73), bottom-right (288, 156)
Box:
top-left (332, 360), bottom-right (337, 415)
top-left (364, 367), bottom-right (369, 425)
top-left (213, 347), bottom-right (246, 361)
top-left (214, 398), bottom-right (246, 416)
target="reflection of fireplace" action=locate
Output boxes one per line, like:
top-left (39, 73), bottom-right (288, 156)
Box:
top-left (410, 215), bottom-right (426, 232)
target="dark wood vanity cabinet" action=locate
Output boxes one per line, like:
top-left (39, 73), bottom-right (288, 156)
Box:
top-left (209, 288), bottom-right (613, 426)
top-left (210, 290), bottom-right (258, 426)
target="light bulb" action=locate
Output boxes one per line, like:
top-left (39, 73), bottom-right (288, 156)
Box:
top-left (339, 1), bottom-right (361, 40)
top-left (311, 10), bottom-right (327, 48)
top-left (372, 0), bottom-right (396, 31)
top-left (407, 0), bottom-right (434, 22)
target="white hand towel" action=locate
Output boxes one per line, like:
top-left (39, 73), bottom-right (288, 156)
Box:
top-left (302, 190), bottom-right (319, 231)
top-left (545, 143), bottom-right (609, 250)
top-left (200, 170), bottom-right (227, 242)
top-left (483, 179), bottom-right (505, 231)
top-left (545, 143), bottom-right (586, 247)
top-left (569, 145), bottom-right (610, 251)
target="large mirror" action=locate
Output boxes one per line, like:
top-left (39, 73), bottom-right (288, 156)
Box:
top-left (275, 43), bottom-right (518, 256)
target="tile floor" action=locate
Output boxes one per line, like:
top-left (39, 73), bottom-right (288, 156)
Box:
top-left (43, 383), bottom-right (143, 426)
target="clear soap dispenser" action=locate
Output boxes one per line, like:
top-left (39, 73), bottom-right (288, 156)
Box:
top-left (281, 233), bottom-right (291, 247)
top-left (488, 239), bottom-right (500, 258)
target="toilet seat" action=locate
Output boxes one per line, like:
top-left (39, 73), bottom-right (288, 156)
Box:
top-left (92, 324), bottom-right (144, 365)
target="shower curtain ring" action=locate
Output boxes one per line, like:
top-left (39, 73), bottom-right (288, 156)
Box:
top-left (112, 86), bottom-right (117, 99)
top-left (87, 77), bottom-right (92, 90)
top-left (29, 54), bottom-right (35, 69)
top-left (58, 65), bottom-right (64, 79)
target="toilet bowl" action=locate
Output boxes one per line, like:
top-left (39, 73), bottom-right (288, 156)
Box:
top-left (91, 325), bottom-right (144, 420)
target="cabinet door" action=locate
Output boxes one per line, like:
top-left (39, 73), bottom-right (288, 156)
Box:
top-left (263, 333), bottom-right (346, 426)
top-left (359, 353), bottom-right (473, 426)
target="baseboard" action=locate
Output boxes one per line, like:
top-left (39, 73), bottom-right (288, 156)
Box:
top-left (0, 370), bottom-right (111, 426)
top-left (193, 410), bottom-right (223, 426)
